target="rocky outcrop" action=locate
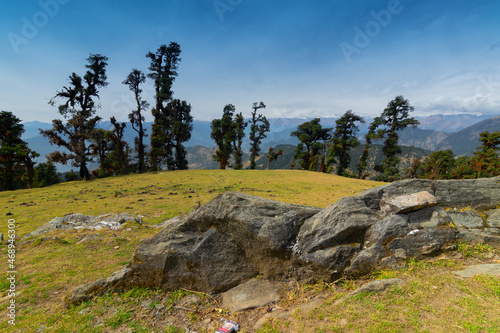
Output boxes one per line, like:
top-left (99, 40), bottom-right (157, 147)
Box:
top-left (358, 177), bottom-right (500, 210)
top-left (64, 176), bottom-right (500, 307)
top-left (23, 213), bottom-right (141, 239)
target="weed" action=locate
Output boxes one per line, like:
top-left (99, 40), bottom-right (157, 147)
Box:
top-left (105, 309), bottom-right (132, 328)
top-left (338, 278), bottom-right (358, 291)
top-left (188, 311), bottom-right (199, 322)
top-left (257, 319), bottom-right (282, 333)
top-left (473, 274), bottom-right (500, 298)
top-left (165, 326), bottom-right (184, 333)
top-left (457, 242), bottom-right (493, 258)
top-left (372, 269), bottom-right (399, 280)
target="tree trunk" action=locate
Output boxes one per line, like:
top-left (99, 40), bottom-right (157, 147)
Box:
top-left (138, 124), bottom-right (144, 173)
top-left (80, 163), bottom-right (90, 181)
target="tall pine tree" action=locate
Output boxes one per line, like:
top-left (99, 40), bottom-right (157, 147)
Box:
top-left (211, 104), bottom-right (236, 169)
top-left (146, 42), bottom-right (181, 170)
top-left (249, 102), bottom-right (270, 169)
top-left (291, 118), bottom-right (332, 171)
top-left (376, 96), bottom-right (419, 181)
top-left (328, 110), bottom-right (364, 176)
top-left (232, 112), bottom-right (247, 170)
top-left (41, 54), bottom-right (108, 180)
top-left (168, 99), bottom-right (193, 170)
top-left (123, 69), bottom-right (149, 173)
top-left (0, 111), bottom-right (39, 190)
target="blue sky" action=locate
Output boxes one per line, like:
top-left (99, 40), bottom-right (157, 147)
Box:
top-left (1, 0), bottom-right (500, 123)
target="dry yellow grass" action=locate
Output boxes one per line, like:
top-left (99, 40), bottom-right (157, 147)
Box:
top-left (0, 170), bottom-right (383, 236)
top-left (0, 170), bottom-right (383, 332)
top-left (0, 170), bottom-right (499, 332)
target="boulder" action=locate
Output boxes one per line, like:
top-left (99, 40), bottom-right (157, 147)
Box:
top-left (380, 191), bottom-right (437, 215)
top-left (63, 267), bottom-right (131, 308)
top-left (65, 192), bottom-right (320, 305)
top-left (346, 208), bottom-right (457, 276)
top-left (23, 213), bottom-right (140, 239)
top-left (295, 196), bottom-right (380, 279)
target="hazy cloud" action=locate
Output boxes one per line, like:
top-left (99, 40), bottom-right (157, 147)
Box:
top-left (488, 41), bottom-right (500, 52)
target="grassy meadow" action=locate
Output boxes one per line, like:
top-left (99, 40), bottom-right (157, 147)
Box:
top-left (0, 170), bottom-right (499, 332)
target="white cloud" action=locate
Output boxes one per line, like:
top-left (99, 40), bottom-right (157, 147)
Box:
top-left (421, 92), bottom-right (500, 115)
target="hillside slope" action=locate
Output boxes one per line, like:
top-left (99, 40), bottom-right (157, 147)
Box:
top-left (436, 115), bottom-right (500, 156)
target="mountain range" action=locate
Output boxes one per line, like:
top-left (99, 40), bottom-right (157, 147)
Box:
top-left (21, 113), bottom-right (499, 172)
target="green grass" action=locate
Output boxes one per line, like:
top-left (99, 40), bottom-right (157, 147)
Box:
top-left (0, 170), bottom-right (499, 332)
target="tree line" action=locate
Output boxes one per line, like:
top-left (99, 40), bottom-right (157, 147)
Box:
top-left (260, 95), bottom-right (498, 182)
top-left (1, 44), bottom-right (499, 190)
top-left (284, 95), bottom-right (421, 182)
top-left (1, 42), bottom-right (196, 190)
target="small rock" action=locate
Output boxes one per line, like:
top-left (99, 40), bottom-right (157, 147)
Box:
top-left (76, 233), bottom-right (102, 244)
top-left (141, 299), bottom-right (152, 309)
top-left (113, 246), bottom-right (120, 250)
top-left (222, 278), bottom-right (284, 312)
top-left (178, 294), bottom-right (202, 307)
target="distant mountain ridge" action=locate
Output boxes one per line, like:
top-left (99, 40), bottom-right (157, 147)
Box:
top-left (436, 116), bottom-right (500, 156)
top-left (415, 114), bottom-right (494, 133)
top-left (20, 113), bottom-right (499, 172)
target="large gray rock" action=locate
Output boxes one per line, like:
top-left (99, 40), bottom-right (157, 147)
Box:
top-left (295, 196), bottom-right (380, 279)
top-left (346, 208), bottom-right (457, 276)
top-left (63, 267), bottom-right (131, 308)
top-left (65, 192), bottom-right (320, 305)
top-left (23, 213), bottom-right (140, 239)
